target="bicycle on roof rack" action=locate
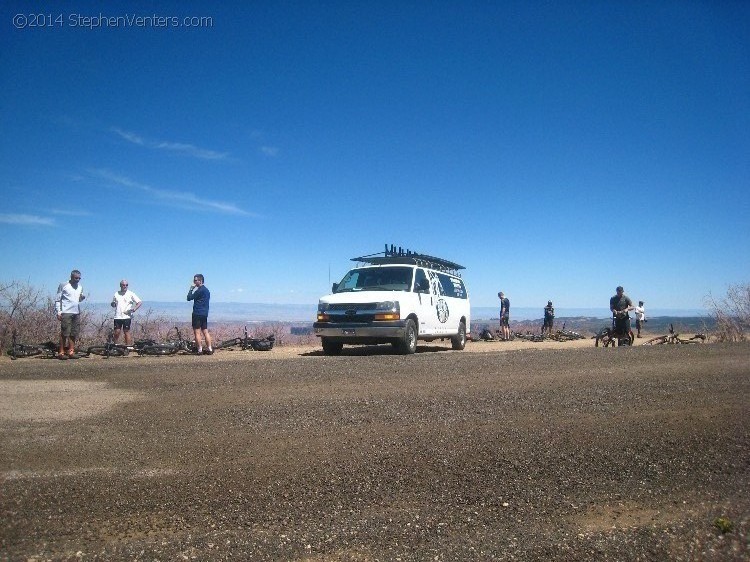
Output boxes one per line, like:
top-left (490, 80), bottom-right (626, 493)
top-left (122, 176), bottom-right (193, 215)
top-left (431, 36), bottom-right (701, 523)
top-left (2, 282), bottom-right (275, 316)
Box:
top-left (643, 324), bottom-right (707, 345)
top-left (6, 330), bottom-right (58, 359)
top-left (214, 326), bottom-right (276, 351)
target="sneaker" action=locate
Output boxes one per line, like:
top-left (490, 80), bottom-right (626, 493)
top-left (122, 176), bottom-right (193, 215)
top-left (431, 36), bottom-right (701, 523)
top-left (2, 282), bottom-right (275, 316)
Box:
top-left (204, 349), bottom-right (213, 355)
top-left (57, 353), bottom-right (68, 360)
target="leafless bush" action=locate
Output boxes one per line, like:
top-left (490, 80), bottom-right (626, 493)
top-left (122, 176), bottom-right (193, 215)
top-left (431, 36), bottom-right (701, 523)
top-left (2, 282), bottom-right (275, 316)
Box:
top-left (705, 283), bottom-right (750, 342)
top-left (0, 280), bottom-right (59, 351)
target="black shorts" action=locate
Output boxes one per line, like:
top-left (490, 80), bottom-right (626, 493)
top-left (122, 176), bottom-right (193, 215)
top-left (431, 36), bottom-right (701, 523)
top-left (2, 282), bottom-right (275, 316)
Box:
top-left (500, 315), bottom-right (509, 327)
top-left (636, 318), bottom-right (643, 330)
top-left (543, 318), bottom-right (554, 329)
top-left (114, 318), bottom-right (132, 331)
top-left (192, 314), bottom-right (208, 330)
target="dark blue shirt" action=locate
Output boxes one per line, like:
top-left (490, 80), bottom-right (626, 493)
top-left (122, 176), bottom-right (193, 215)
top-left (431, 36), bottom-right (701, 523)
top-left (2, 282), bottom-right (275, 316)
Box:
top-left (187, 285), bottom-right (210, 316)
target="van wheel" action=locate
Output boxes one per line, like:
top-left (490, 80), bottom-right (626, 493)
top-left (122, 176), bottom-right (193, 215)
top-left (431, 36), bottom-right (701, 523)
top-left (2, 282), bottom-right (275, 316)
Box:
top-left (321, 338), bottom-right (343, 356)
top-left (451, 321), bottom-right (467, 350)
top-left (396, 319), bottom-right (418, 355)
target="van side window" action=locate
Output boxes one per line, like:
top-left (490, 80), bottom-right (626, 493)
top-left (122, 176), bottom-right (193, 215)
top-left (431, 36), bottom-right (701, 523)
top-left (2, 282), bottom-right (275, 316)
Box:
top-left (413, 269), bottom-right (429, 293)
top-left (437, 273), bottom-right (467, 299)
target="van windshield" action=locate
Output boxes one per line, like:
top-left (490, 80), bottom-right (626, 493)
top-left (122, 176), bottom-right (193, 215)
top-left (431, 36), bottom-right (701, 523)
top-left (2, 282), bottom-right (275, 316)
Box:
top-left (334, 266), bottom-right (413, 293)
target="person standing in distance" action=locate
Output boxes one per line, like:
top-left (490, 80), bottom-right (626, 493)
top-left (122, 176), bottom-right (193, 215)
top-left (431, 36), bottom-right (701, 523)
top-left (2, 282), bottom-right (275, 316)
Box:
top-left (498, 291), bottom-right (510, 341)
top-left (634, 300), bottom-right (646, 338)
top-left (543, 300), bottom-right (555, 337)
top-left (609, 286), bottom-right (634, 341)
top-left (187, 273), bottom-right (213, 355)
top-left (111, 279), bottom-right (142, 346)
top-left (55, 269), bottom-right (86, 359)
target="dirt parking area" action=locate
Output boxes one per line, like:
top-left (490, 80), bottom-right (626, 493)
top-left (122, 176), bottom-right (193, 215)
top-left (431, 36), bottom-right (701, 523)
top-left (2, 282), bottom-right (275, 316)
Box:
top-left (1, 341), bottom-right (748, 561)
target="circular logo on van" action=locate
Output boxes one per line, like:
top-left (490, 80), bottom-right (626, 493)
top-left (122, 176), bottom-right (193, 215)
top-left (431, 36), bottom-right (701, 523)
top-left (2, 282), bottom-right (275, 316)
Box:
top-left (436, 299), bottom-right (449, 323)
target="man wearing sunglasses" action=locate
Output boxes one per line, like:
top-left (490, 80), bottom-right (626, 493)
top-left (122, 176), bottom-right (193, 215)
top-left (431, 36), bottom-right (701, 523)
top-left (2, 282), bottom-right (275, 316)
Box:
top-left (55, 269), bottom-right (86, 359)
top-left (111, 280), bottom-right (142, 346)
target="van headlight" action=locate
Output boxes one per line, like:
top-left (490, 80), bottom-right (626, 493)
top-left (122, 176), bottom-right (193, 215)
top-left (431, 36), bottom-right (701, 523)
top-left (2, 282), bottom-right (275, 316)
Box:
top-left (374, 301), bottom-right (400, 321)
top-left (317, 302), bottom-right (330, 322)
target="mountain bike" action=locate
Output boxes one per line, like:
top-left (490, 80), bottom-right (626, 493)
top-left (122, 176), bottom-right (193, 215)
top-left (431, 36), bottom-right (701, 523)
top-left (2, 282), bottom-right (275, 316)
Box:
top-left (594, 317), bottom-right (634, 347)
top-left (215, 326), bottom-right (276, 351)
top-left (514, 331), bottom-right (544, 342)
top-left (86, 329), bottom-right (129, 358)
top-left (137, 327), bottom-right (197, 356)
top-left (548, 322), bottom-right (586, 342)
top-left (6, 330), bottom-right (58, 359)
top-left (643, 324), bottom-right (707, 345)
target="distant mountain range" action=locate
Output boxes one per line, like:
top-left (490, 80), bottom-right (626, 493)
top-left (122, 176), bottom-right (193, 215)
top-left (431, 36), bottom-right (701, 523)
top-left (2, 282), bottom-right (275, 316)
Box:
top-left (85, 301), bottom-right (710, 324)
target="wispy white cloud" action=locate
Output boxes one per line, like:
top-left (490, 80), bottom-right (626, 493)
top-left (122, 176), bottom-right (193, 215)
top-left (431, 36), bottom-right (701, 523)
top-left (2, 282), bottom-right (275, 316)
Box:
top-left (111, 127), bottom-right (229, 161)
top-left (0, 214), bottom-right (56, 226)
top-left (260, 146), bottom-right (279, 157)
top-left (49, 209), bottom-right (92, 217)
top-left (89, 169), bottom-right (254, 216)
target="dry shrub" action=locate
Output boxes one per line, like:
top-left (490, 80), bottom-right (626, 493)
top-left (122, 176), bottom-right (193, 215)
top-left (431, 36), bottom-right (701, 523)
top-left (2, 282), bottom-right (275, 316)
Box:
top-left (705, 283), bottom-right (750, 342)
top-left (0, 280), bottom-right (59, 350)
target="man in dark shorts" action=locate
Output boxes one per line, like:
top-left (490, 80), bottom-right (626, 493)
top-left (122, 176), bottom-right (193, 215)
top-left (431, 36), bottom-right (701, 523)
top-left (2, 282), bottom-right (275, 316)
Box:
top-left (498, 291), bottom-right (510, 341)
top-left (55, 269), bottom-right (86, 359)
top-left (543, 300), bottom-right (555, 336)
top-left (111, 279), bottom-right (142, 346)
top-left (609, 286), bottom-right (634, 339)
top-left (187, 273), bottom-right (213, 355)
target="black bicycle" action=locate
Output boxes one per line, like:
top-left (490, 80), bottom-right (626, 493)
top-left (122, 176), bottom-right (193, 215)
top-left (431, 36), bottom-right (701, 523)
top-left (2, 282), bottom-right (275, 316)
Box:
top-left (87, 329), bottom-right (129, 358)
top-left (215, 326), bottom-right (276, 352)
top-left (6, 331), bottom-right (58, 359)
top-left (137, 327), bottom-right (197, 356)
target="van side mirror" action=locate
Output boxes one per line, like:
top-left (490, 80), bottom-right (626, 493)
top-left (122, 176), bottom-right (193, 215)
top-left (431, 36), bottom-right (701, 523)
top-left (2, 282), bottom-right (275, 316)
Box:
top-left (417, 279), bottom-right (430, 293)
top-left (332, 282), bottom-right (339, 293)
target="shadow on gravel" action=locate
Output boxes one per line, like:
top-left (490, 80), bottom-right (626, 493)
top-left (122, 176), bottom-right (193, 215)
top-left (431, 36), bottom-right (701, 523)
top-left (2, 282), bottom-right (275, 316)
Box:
top-left (300, 344), bottom-right (453, 357)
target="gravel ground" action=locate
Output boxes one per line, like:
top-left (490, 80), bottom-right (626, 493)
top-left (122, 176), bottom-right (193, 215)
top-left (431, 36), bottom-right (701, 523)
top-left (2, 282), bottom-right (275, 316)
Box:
top-left (1, 342), bottom-right (748, 561)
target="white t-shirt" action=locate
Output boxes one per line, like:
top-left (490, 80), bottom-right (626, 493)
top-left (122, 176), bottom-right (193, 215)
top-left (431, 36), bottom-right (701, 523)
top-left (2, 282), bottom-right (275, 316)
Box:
top-left (55, 282), bottom-right (83, 315)
top-left (112, 290), bottom-right (142, 319)
top-left (635, 305), bottom-right (646, 321)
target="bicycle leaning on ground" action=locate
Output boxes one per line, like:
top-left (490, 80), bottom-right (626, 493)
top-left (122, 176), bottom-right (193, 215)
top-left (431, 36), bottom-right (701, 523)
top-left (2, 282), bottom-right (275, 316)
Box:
top-left (547, 322), bottom-right (586, 342)
top-left (137, 326), bottom-right (197, 356)
top-left (86, 329), bottom-right (129, 358)
top-left (215, 326), bottom-right (276, 352)
top-left (643, 324), bottom-right (707, 345)
top-left (5, 330), bottom-right (58, 359)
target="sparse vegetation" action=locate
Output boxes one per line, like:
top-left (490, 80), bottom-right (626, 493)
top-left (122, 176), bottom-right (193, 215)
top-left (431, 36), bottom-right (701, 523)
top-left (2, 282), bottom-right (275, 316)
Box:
top-left (705, 282), bottom-right (750, 342)
top-left (0, 280), bottom-right (59, 351)
top-left (713, 516), bottom-right (734, 534)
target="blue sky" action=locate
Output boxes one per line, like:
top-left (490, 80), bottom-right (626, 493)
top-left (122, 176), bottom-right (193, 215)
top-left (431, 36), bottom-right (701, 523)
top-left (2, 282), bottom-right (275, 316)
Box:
top-left (1, 1), bottom-right (748, 311)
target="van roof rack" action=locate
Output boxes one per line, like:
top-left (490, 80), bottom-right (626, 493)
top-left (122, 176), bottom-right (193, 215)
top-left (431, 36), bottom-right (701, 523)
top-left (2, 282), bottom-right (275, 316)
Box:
top-left (351, 244), bottom-right (465, 275)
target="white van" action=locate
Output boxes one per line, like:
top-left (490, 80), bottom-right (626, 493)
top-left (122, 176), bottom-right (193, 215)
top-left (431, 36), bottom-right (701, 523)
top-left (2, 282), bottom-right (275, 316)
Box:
top-left (314, 246), bottom-right (470, 355)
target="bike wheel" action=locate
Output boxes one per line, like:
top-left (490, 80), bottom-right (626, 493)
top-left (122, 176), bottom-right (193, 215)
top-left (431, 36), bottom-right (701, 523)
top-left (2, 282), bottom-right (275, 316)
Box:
top-left (215, 338), bottom-right (242, 350)
top-left (8, 346), bottom-right (43, 359)
top-left (139, 344), bottom-right (178, 356)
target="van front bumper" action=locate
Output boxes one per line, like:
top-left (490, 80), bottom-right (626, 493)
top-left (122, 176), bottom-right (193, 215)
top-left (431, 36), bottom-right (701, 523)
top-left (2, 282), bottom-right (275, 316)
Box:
top-left (313, 320), bottom-right (407, 343)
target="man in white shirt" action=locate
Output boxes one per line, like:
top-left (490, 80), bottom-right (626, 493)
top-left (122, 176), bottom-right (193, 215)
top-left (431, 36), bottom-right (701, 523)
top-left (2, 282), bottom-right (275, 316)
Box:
top-left (55, 269), bottom-right (86, 359)
top-left (634, 301), bottom-right (646, 338)
top-left (111, 280), bottom-right (142, 345)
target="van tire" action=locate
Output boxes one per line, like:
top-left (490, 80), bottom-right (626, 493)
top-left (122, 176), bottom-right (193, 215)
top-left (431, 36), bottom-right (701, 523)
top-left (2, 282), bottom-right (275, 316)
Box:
top-left (451, 321), bottom-right (467, 350)
top-left (396, 319), bottom-right (418, 355)
top-left (321, 338), bottom-right (343, 356)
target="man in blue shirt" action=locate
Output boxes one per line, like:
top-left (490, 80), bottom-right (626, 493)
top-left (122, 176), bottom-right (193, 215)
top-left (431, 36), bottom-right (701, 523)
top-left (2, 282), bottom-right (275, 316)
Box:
top-left (187, 273), bottom-right (213, 355)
